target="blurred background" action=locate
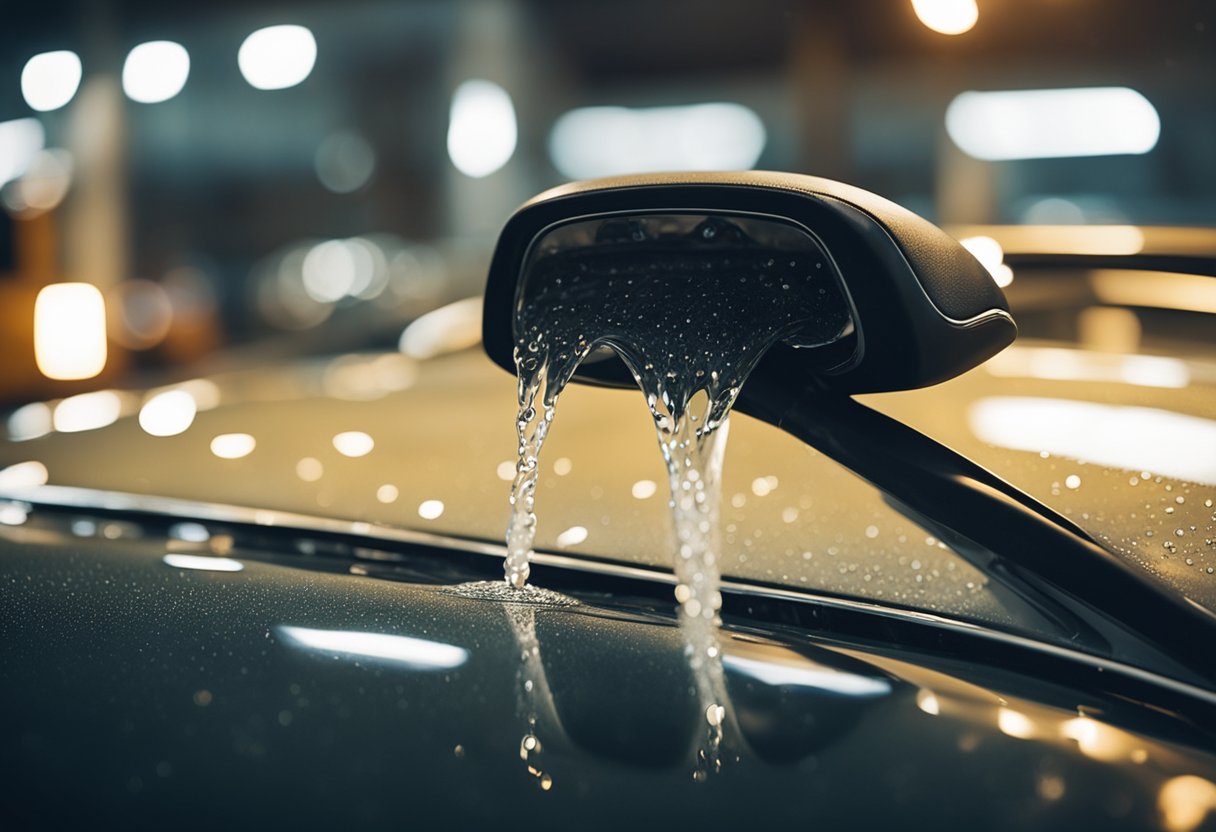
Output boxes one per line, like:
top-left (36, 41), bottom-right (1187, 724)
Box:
top-left (1, 0), bottom-right (1213, 404)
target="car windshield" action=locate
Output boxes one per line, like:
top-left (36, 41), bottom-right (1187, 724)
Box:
top-left (1, 3), bottom-right (1214, 644)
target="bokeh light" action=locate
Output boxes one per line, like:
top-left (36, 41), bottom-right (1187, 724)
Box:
top-left (446, 80), bottom-right (517, 178)
top-left (122, 41), bottom-right (190, 104)
top-left (549, 103), bottom-right (765, 179)
top-left (910, 0), bottom-right (978, 35)
top-left (34, 283), bottom-right (107, 381)
top-left (238, 25), bottom-right (317, 90)
top-left (315, 131), bottom-right (376, 193)
top-left (21, 50), bottom-right (82, 112)
top-left (947, 87), bottom-right (1160, 160)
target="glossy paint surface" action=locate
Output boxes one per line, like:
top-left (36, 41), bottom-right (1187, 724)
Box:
top-left (1, 511), bottom-right (1214, 830)
top-left (2, 335), bottom-right (1213, 626)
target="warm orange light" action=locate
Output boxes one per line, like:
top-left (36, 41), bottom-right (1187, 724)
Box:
top-left (911, 0), bottom-right (978, 35)
top-left (1091, 270), bottom-right (1216, 315)
top-left (915, 689), bottom-right (941, 716)
top-left (1159, 776), bottom-right (1216, 832)
top-left (1060, 716), bottom-right (1126, 762)
top-left (210, 433), bottom-right (256, 460)
top-left (997, 707), bottom-right (1034, 739)
top-left (954, 225), bottom-right (1145, 256)
top-left (34, 283), bottom-right (108, 380)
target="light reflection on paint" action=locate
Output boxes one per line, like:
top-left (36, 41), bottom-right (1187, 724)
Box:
top-left (1060, 716), bottom-right (1125, 761)
top-left (1159, 775), bottom-right (1216, 832)
top-left (0, 460), bottom-right (49, 490)
top-left (722, 654), bottom-right (891, 696)
top-left (322, 352), bottom-right (415, 400)
top-left (997, 707), bottom-right (1034, 739)
top-left (750, 476), bottom-right (779, 497)
top-left (398, 297), bottom-right (482, 360)
top-left (138, 390), bottom-right (197, 437)
top-left (53, 391), bottom-right (123, 433)
top-left (210, 433), bottom-right (256, 459)
top-left (984, 346), bottom-right (1189, 389)
top-left (631, 479), bottom-right (658, 500)
top-left (554, 526), bottom-right (588, 548)
top-left (169, 522), bottom-right (210, 542)
top-left (296, 457), bottom-right (324, 482)
top-left (332, 431), bottom-right (374, 457)
top-left (163, 553), bottom-right (244, 572)
top-left (969, 397), bottom-right (1216, 486)
top-left (916, 689), bottom-right (940, 715)
top-left (278, 625), bottom-right (469, 670)
top-left (418, 499), bottom-right (445, 520)
top-left (0, 504), bottom-right (30, 525)
top-left (176, 379), bottom-right (221, 410)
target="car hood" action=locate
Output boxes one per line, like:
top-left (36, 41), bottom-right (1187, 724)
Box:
top-left (3, 342), bottom-right (1215, 621)
top-left (2, 511), bottom-right (1214, 830)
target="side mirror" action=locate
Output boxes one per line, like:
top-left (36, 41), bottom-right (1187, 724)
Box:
top-left (483, 171), bottom-right (1014, 395)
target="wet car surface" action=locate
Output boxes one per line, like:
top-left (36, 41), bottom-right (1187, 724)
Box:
top-left (3, 509), bottom-right (1215, 831)
top-left (3, 239), bottom-right (1216, 830)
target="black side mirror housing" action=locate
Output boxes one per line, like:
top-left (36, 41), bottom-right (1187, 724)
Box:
top-left (483, 171), bottom-right (1015, 395)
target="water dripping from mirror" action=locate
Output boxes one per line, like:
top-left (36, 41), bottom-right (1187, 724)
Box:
top-left (499, 212), bottom-right (854, 777)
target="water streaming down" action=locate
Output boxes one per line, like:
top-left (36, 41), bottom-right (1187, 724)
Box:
top-left (442, 581), bottom-right (575, 788)
top-left (502, 212), bottom-right (854, 772)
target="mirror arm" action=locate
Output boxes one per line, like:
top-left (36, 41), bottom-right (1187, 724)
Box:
top-left (736, 379), bottom-right (1216, 685)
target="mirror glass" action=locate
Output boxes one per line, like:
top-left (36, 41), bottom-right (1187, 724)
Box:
top-left (517, 213), bottom-right (857, 388)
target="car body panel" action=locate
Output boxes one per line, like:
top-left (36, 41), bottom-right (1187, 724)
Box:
top-left (3, 334), bottom-right (1214, 625)
top-left (3, 244), bottom-right (1216, 829)
top-left (2, 512), bottom-right (1214, 830)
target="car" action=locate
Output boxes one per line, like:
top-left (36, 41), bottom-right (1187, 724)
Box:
top-left (1, 173), bottom-right (1215, 831)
